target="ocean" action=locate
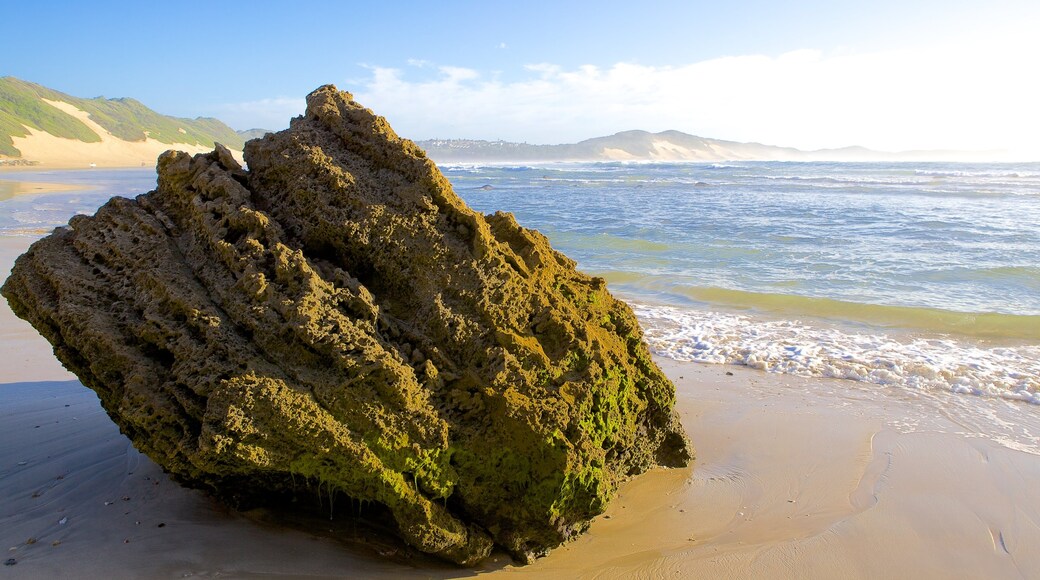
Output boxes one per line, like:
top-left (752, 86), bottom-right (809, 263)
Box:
top-left (3, 161), bottom-right (1039, 449)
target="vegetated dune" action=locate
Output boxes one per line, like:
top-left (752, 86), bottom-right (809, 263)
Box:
top-left (8, 100), bottom-right (228, 168)
top-left (0, 76), bottom-right (244, 168)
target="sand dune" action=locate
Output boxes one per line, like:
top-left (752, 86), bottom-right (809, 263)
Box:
top-left (7, 100), bottom-right (242, 169)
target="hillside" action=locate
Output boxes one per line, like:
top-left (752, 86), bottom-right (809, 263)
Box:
top-left (236, 128), bottom-right (274, 141)
top-left (416, 130), bottom-right (806, 163)
top-left (416, 130), bottom-right (995, 163)
top-left (0, 77), bottom-right (244, 166)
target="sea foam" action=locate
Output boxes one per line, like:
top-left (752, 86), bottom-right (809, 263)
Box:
top-left (633, 303), bottom-right (1040, 405)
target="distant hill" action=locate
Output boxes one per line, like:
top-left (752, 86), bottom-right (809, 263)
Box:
top-left (416, 130), bottom-right (1000, 163)
top-left (0, 77), bottom-right (245, 167)
top-left (1, 76), bottom-right (996, 167)
top-left (237, 128), bottom-right (274, 141)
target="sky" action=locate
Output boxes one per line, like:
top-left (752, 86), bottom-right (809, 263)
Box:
top-left (6, 0), bottom-right (1040, 157)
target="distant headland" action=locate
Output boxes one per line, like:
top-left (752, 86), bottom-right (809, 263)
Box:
top-left (415, 131), bottom-right (1006, 163)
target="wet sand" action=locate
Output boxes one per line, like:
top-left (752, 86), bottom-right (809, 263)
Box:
top-left (0, 179), bottom-right (93, 203)
top-left (3, 360), bottom-right (1039, 577)
top-left (3, 237), bottom-right (1039, 577)
top-left (1, 237), bottom-right (75, 383)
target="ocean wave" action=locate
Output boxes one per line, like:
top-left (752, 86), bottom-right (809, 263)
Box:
top-left (633, 303), bottom-right (1040, 405)
top-left (914, 169), bottom-right (1040, 178)
top-left (756, 173), bottom-right (1040, 197)
top-left (761, 174), bottom-right (929, 186)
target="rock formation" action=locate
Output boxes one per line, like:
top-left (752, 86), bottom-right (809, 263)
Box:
top-left (1, 85), bottom-right (691, 565)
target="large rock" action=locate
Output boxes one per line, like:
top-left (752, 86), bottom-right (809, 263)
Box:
top-left (1, 85), bottom-right (691, 565)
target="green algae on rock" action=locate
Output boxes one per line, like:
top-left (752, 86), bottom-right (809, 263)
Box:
top-left (0, 85), bottom-right (692, 565)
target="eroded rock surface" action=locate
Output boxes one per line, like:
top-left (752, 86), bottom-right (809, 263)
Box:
top-left (1, 85), bottom-right (691, 565)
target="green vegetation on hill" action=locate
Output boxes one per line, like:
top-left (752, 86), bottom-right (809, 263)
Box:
top-left (0, 77), bottom-right (244, 157)
top-left (0, 78), bottom-right (101, 156)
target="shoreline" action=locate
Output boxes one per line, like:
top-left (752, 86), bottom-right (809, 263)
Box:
top-left (0, 162), bottom-right (160, 173)
top-left (0, 178), bottom-right (94, 202)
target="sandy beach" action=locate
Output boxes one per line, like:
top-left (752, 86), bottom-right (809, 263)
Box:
top-left (3, 224), bottom-right (1039, 580)
top-left (4, 360), bottom-right (1038, 579)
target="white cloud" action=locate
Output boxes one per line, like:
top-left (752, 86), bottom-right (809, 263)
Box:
top-left (348, 41), bottom-right (1040, 158)
top-left (212, 97), bottom-right (304, 131)
top-left (438, 66), bottom-right (480, 83)
top-left (213, 30), bottom-right (1040, 159)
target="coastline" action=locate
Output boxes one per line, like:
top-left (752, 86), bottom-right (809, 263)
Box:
top-left (0, 178), bottom-right (93, 202)
top-left (0, 164), bottom-right (150, 173)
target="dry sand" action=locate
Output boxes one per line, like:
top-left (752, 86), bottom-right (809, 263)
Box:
top-left (3, 99), bottom-right (242, 170)
top-left (2, 236), bottom-right (1039, 578)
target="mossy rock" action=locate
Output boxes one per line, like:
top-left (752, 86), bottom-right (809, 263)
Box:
top-left (1, 85), bottom-right (691, 565)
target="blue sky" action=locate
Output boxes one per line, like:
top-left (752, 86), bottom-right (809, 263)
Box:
top-left (6, 1), bottom-right (1040, 155)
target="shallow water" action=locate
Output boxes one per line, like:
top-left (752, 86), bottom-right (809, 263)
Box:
top-left (2, 161), bottom-right (1038, 450)
top-left (445, 161), bottom-right (1040, 319)
top-left (444, 161), bottom-right (1040, 421)
top-left (0, 168), bottom-right (156, 237)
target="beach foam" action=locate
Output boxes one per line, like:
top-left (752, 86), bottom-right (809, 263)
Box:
top-left (633, 303), bottom-right (1040, 406)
